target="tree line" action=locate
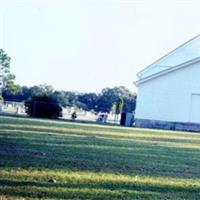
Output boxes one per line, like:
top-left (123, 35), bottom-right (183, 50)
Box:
top-left (3, 84), bottom-right (137, 113)
top-left (1, 48), bottom-right (136, 117)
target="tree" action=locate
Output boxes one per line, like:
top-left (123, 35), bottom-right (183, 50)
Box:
top-left (115, 97), bottom-right (123, 115)
top-left (123, 95), bottom-right (137, 113)
top-left (23, 85), bottom-right (67, 119)
top-left (29, 85), bottom-right (54, 97)
top-left (25, 94), bottom-right (62, 119)
top-left (96, 86), bottom-right (136, 113)
top-left (1, 81), bottom-right (137, 116)
top-left (96, 88), bottom-right (118, 112)
top-left (114, 97), bottom-right (123, 123)
top-left (65, 91), bottom-right (78, 107)
top-left (78, 93), bottom-right (98, 111)
top-left (0, 49), bottom-right (17, 98)
top-left (2, 86), bottom-right (34, 102)
top-left (52, 90), bottom-right (68, 107)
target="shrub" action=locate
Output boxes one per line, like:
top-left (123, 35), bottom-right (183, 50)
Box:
top-left (25, 95), bottom-right (62, 119)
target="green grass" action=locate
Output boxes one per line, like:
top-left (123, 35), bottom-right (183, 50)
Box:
top-left (0, 116), bottom-right (200, 199)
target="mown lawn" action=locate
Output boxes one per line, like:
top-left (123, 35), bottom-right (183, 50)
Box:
top-left (0, 116), bottom-right (200, 199)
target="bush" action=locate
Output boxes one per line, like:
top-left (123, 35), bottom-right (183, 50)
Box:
top-left (25, 95), bottom-right (62, 119)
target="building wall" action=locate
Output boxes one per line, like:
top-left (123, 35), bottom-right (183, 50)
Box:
top-left (135, 61), bottom-right (200, 124)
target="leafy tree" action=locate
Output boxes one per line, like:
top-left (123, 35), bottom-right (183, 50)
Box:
top-left (65, 91), bottom-right (78, 107)
top-left (0, 49), bottom-right (18, 98)
top-left (115, 97), bottom-right (123, 115)
top-left (2, 82), bottom-right (137, 115)
top-left (25, 94), bottom-right (62, 119)
top-left (52, 90), bottom-right (68, 107)
top-left (114, 97), bottom-right (124, 123)
top-left (78, 93), bottom-right (98, 111)
top-left (123, 95), bottom-right (137, 113)
top-left (96, 88), bottom-right (119, 112)
top-left (29, 85), bottom-right (54, 97)
top-left (23, 85), bottom-right (64, 118)
top-left (96, 86), bottom-right (136, 113)
top-left (2, 86), bottom-right (31, 102)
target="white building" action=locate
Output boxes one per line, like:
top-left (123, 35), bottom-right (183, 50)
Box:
top-left (135, 35), bottom-right (200, 131)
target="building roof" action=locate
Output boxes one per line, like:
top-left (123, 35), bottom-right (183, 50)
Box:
top-left (137, 35), bottom-right (200, 80)
top-left (135, 57), bottom-right (200, 86)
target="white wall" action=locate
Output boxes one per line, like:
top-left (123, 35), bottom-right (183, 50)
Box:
top-left (135, 61), bottom-right (200, 123)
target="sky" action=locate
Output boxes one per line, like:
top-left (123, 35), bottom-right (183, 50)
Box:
top-left (1, 0), bottom-right (200, 93)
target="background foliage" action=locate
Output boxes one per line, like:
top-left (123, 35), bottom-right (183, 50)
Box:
top-left (4, 85), bottom-right (137, 113)
top-left (0, 48), bottom-right (137, 114)
top-left (25, 94), bottom-right (63, 119)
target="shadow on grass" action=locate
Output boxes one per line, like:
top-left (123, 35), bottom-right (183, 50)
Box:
top-left (1, 133), bottom-right (200, 179)
top-left (1, 119), bottom-right (200, 180)
top-left (0, 179), bottom-right (199, 199)
top-left (2, 125), bottom-right (200, 145)
top-left (1, 179), bottom-right (200, 192)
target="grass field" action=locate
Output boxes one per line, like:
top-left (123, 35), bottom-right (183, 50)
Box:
top-left (0, 116), bottom-right (200, 199)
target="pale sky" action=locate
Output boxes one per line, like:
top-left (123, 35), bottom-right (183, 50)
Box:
top-left (1, 0), bottom-right (200, 93)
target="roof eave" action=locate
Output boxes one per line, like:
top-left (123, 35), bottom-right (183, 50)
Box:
top-left (134, 57), bottom-right (200, 87)
top-left (137, 35), bottom-right (200, 78)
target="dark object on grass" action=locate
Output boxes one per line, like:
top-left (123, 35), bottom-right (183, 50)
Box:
top-left (71, 111), bottom-right (77, 120)
top-left (25, 95), bottom-right (62, 119)
top-left (48, 179), bottom-right (57, 183)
